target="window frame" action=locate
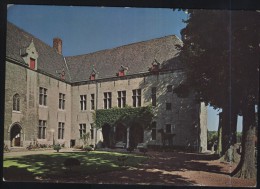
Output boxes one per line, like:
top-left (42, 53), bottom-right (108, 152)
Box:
top-left (80, 95), bottom-right (87, 111)
top-left (13, 94), bottom-right (20, 111)
top-left (29, 58), bottom-right (36, 70)
top-left (91, 94), bottom-right (95, 110)
top-left (132, 89), bottom-right (141, 107)
top-left (59, 93), bottom-right (66, 110)
top-left (39, 87), bottom-right (47, 106)
top-left (90, 123), bottom-right (94, 139)
top-left (151, 121), bottom-right (157, 140)
top-left (117, 90), bottom-right (126, 108)
top-left (58, 122), bottom-right (65, 139)
top-left (104, 92), bottom-right (112, 109)
top-left (79, 123), bottom-right (87, 138)
top-left (38, 120), bottom-right (47, 139)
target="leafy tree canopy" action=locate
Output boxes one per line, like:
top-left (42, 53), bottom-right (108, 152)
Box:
top-left (177, 10), bottom-right (259, 112)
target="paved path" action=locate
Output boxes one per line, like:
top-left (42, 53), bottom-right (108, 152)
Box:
top-left (3, 148), bottom-right (76, 157)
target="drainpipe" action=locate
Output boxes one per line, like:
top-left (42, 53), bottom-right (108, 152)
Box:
top-left (95, 81), bottom-right (98, 146)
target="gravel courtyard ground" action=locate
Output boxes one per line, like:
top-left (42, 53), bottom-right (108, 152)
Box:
top-left (75, 151), bottom-right (256, 187)
top-left (3, 149), bottom-right (257, 187)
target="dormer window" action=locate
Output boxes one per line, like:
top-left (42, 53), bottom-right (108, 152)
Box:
top-left (117, 65), bottom-right (128, 77)
top-left (30, 58), bottom-right (36, 70)
top-left (21, 39), bottom-right (38, 70)
top-left (118, 70), bottom-right (125, 77)
top-left (56, 68), bottom-right (66, 80)
top-left (61, 70), bottom-right (65, 80)
top-left (149, 59), bottom-right (160, 73)
top-left (90, 74), bottom-right (96, 81)
top-left (89, 65), bottom-right (98, 80)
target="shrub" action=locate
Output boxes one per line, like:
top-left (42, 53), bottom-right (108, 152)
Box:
top-left (53, 144), bottom-right (61, 152)
top-left (83, 146), bottom-right (93, 152)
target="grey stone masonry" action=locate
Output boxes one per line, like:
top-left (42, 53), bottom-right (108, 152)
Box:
top-left (4, 22), bottom-right (207, 151)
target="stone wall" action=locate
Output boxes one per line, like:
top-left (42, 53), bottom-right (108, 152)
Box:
top-left (4, 61), bottom-right (72, 147)
top-left (71, 70), bottom-right (206, 149)
top-left (5, 60), bottom-right (207, 150)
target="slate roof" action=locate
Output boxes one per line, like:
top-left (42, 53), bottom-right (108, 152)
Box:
top-left (6, 22), bottom-right (71, 82)
top-left (65, 35), bottom-right (182, 82)
top-left (6, 22), bottom-right (183, 83)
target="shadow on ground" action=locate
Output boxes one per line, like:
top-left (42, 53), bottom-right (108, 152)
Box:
top-left (3, 150), bottom-right (227, 185)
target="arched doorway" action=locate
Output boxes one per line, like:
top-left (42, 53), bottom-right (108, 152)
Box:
top-left (10, 124), bottom-right (23, 147)
top-left (129, 124), bottom-right (144, 148)
top-left (101, 123), bottom-right (111, 148)
top-left (115, 123), bottom-right (127, 143)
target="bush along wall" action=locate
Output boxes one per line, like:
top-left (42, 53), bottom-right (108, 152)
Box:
top-left (93, 105), bottom-right (154, 129)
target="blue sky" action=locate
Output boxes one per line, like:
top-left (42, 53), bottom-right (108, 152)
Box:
top-left (7, 5), bottom-right (242, 131)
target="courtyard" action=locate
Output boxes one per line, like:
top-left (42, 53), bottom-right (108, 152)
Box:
top-left (3, 149), bottom-right (256, 187)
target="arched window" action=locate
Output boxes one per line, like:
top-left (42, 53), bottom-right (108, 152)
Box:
top-left (13, 94), bottom-right (20, 111)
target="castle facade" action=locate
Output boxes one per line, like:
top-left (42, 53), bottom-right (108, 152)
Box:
top-left (4, 22), bottom-right (207, 152)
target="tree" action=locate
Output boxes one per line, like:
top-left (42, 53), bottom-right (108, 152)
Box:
top-left (207, 130), bottom-right (218, 150)
top-left (177, 10), bottom-right (259, 178)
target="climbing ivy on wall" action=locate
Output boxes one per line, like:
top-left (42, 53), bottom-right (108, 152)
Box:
top-left (93, 105), bottom-right (154, 129)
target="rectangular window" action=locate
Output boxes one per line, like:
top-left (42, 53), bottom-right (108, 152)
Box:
top-left (104, 92), bottom-right (112, 109)
top-left (117, 91), bottom-right (126, 108)
top-left (151, 121), bottom-right (156, 140)
top-left (166, 103), bottom-right (172, 110)
top-left (167, 85), bottom-right (173, 92)
top-left (90, 124), bottom-right (94, 139)
top-left (38, 120), bottom-right (46, 139)
top-left (166, 124), bottom-right (171, 133)
top-left (91, 94), bottom-right (95, 110)
top-left (39, 87), bottom-right (47, 106)
top-left (151, 87), bottom-right (156, 106)
top-left (30, 58), bottom-right (35, 70)
top-left (80, 95), bottom-right (87, 110)
top-left (59, 93), bottom-right (65, 110)
top-left (13, 94), bottom-right (20, 111)
top-left (58, 122), bottom-right (65, 139)
top-left (79, 123), bottom-right (86, 138)
top-left (132, 89), bottom-right (141, 107)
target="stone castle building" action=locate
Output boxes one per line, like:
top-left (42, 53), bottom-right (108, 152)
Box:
top-left (4, 22), bottom-right (207, 152)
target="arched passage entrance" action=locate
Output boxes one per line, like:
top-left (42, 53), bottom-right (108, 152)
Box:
top-left (129, 124), bottom-right (144, 148)
top-left (10, 123), bottom-right (23, 147)
top-left (101, 123), bottom-right (112, 148)
top-left (115, 123), bottom-right (127, 143)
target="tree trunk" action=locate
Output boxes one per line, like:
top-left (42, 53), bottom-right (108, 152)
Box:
top-left (216, 114), bottom-right (222, 156)
top-left (224, 111), bottom-right (238, 162)
top-left (221, 110), bottom-right (230, 155)
top-left (232, 103), bottom-right (256, 179)
top-left (219, 107), bottom-right (238, 162)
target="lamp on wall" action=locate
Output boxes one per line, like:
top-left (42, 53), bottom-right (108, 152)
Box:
top-left (50, 129), bottom-right (55, 145)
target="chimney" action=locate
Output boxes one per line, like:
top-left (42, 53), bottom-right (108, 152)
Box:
top-left (53, 38), bottom-right (62, 54)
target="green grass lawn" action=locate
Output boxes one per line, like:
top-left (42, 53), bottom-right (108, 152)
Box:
top-left (3, 151), bottom-right (148, 181)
